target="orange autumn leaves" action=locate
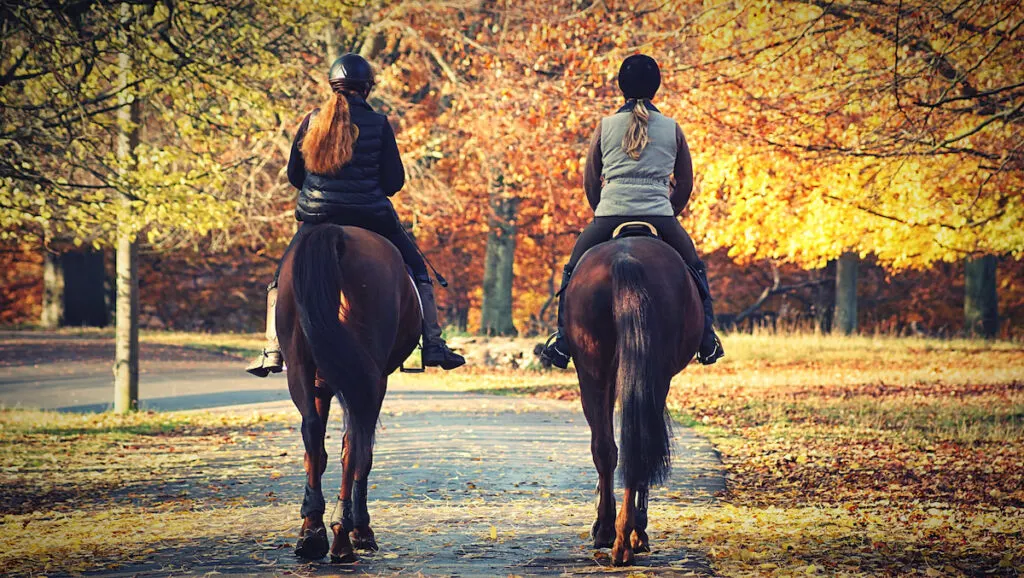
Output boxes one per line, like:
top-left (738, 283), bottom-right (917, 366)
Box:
top-left (365, 0), bottom-right (1022, 332)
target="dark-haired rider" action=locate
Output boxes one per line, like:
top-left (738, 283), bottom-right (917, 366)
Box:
top-left (247, 53), bottom-right (465, 376)
top-left (539, 54), bottom-right (724, 369)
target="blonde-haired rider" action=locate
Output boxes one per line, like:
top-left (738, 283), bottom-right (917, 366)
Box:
top-left (540, 54), bottom-right (724, 369)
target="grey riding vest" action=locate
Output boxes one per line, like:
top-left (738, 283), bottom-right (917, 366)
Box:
top-left (595, 109), bottom-right (678, 217)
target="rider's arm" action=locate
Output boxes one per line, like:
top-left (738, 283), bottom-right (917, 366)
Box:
top-left (287, 112), bottom-right (313, 189)
top-left (583, 121), bottom-right (603, 210)
top-left (379, 121), bottom-right (405, 197)
top-left (670, 123), bottom-right (694, 216)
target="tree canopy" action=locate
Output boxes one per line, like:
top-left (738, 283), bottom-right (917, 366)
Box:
top-left (2, 0), bottom-right (1021, 333)
top-left (0, 0), bottom-right (350, 249)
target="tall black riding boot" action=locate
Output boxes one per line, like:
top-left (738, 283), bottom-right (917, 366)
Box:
top-left (417, 281), bottom-right (466, 370)
top-left (539, 265), bottom-right (573, 369)
top-left (246, 282), bottom-right (284, 377)
top-left (690, 261), bottom-right (724, 365)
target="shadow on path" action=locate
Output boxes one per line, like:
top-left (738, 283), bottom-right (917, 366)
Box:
top-left (65, 390), bottom-right (724, 577)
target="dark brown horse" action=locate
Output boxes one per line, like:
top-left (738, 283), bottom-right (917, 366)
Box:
top-left (276, 224), bottom-right (422, 563)
top-left (564, 235), bottom-right (703, 566)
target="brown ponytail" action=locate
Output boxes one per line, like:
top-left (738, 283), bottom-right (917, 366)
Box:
top-left (621, 98), bottom-right (650, 160)
top-left (301, 92), bottom-right (359, 174)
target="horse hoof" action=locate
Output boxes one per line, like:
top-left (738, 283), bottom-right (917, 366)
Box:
top-left (350, 527), bottom-right (379, 551)
top-left (591, 519), bottom-right (614, 549)
top-left (611, 539), bottom-right (633, 566)
top-left (353, 538), bottom-right (379, 552)
top-left (631, 529), bottom-right (650, 553)
top-left (295, 526), bottom-right (329, 560)
top-left (330, 551), bottom-right (357, 564)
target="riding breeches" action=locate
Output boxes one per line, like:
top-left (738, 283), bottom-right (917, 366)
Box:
top-left (275, 206), bottom-right (430, 284)
top-left (566, 215), bottom-right (699, 270)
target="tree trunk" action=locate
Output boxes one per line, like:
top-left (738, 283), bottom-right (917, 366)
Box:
top-left (40, 251), bottom-right (64, 329)
top-left (324, 26), bottom-right (339, 65)
top-left (114, 16), bottom-right (141, 414)
top-left (964, 255), bottom-right (998, 338)
top-left (479, 182), bottom-right (519, 336)
top-left (813, 259), bottom-right (836, 334)
top-left (359, 30), bottom-right (386, 60)
top-left (834, 252), bottom-right (858, 335)
top-left (449, 299), bottom-right (469, 333)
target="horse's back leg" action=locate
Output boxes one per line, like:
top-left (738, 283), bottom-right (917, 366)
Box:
top-left (350, 376), bottom-right (387, 551)
top-left (578, 369), bottom-right (617, 549)
top-left (631, 483), bottom-right (650, 553)
top-left (327, 425), bottom-right (356, 563)
top-left (328, 376), bottom-right (386, 561)
top-left (612, 486), bottom-right (637, 566)
top-left (288, 359), bottom-right (330, 560)
top-left (314, 373), bottom-right (331, 476)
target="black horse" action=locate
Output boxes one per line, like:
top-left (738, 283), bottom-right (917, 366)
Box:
top-left (564, 235), bottom-right (703, 566)
top-left (277, 224), bottom-right (422, 563)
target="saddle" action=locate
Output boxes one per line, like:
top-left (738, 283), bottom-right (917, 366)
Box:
top-left (611, 221), bottom-right (659, 239)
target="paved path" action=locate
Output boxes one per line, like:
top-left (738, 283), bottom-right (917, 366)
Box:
top-left (0, 334), bottom-right (725, 576)
top-left (0, 333), bottom-right (290, 412)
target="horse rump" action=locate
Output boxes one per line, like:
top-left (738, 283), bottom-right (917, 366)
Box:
top-left (291, 224), bottom-right (380, 470)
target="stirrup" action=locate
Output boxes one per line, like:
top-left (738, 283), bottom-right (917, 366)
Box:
top-left (697, 335), bottom-right (724, 365)
top-left (539, 333), bottom-right (571, 369)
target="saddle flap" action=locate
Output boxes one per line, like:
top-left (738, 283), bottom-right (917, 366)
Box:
top-left (612, 221), bottom-right (659, 239)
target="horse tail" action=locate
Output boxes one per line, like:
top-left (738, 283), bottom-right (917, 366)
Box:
top-left (612, 255), bottom-right (672, 488)
top-left (292, 225), bottom-right (379, 470)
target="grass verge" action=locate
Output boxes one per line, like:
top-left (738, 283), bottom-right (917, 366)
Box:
top-left (508, 334), bottom-right (1024, 576)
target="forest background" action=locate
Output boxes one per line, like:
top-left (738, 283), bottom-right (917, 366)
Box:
top-left (2, 0), bottom-right (1022, 340)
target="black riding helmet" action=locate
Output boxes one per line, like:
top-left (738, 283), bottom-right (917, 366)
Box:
top-left (617, 54), bottom-right (661, 100)
top-left (329, 53), bottom-right (375, 96)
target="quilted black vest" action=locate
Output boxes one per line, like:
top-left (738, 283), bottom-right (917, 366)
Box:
top-left (296, 96), bottom-right (388, 222)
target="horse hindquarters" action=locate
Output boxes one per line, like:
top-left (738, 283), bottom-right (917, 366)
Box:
top-left (291, 225), bottom-right (381, 476)
top-left (610, 255), bottom-right (672, 565)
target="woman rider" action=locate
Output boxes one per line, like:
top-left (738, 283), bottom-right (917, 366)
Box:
top-left (247, 53), bottom-right (465, 376)
top-left (539, 54), bottom-right (724, 369)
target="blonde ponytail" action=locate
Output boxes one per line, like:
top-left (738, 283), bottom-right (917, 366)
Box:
top-left (621, 99), bottom-right (650, 160)
top-left (301, 92), bottom-right (359, 174)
